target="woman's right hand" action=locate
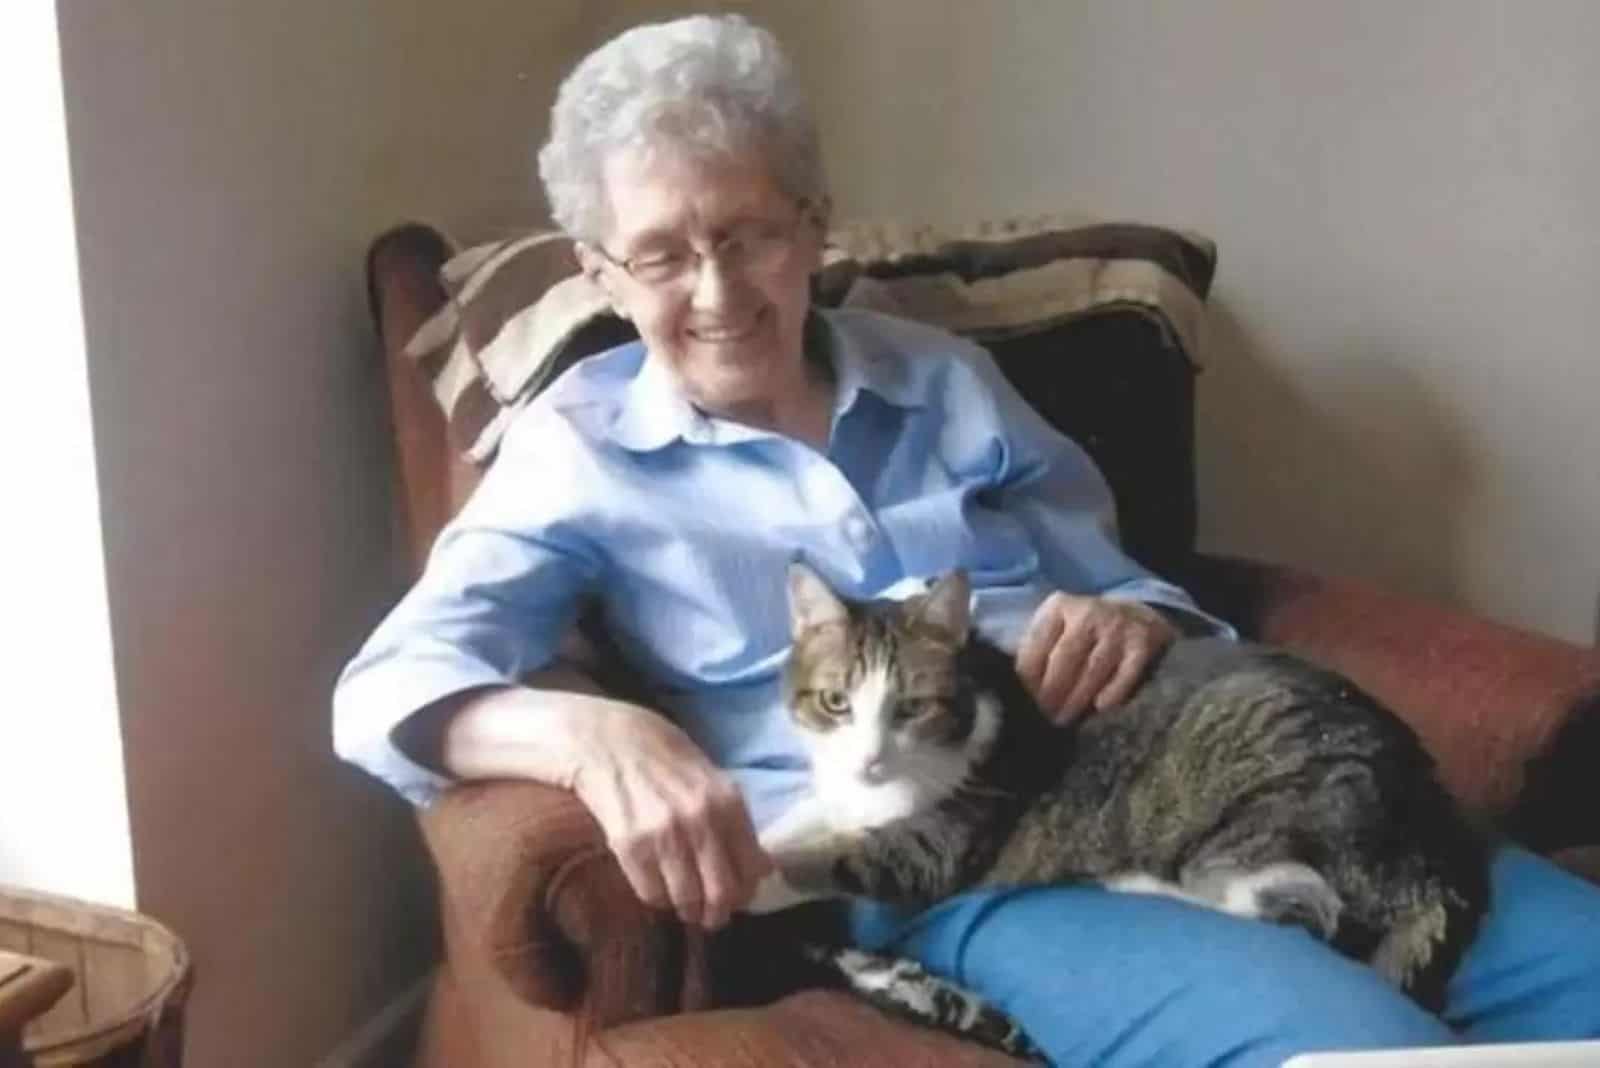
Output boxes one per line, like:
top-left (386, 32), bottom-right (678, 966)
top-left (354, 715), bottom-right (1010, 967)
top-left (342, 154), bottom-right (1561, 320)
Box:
top-left (569, 702), bottom-right (773, 931)
top-left (424, 680), bottom-right (772, 931)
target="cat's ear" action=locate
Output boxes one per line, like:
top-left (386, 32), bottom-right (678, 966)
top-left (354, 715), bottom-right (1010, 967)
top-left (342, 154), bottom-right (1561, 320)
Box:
top-left (788, 562), bottom-right (848, 636)
top-left (909, 570), bottom-right (971, 644)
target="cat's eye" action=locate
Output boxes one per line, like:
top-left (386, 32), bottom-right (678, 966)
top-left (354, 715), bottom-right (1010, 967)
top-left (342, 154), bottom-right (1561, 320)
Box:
top-left (893, 699), bottom-right (940, 724)
top-left (818, 689), bottom-right (850, 715)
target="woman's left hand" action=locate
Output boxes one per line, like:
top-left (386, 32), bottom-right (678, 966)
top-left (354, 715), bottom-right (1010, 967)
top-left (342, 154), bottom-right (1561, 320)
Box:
top-left (1015, 593), bottom-right (1179, 725)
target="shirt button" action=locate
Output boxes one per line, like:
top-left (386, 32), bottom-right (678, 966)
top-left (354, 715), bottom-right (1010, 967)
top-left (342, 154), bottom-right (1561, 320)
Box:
top-left (844, 513), bottom-right (875, 550)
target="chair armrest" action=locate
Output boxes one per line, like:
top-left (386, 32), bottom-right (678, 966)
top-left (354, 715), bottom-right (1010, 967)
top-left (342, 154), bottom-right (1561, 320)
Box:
top-left (418, 777), bottom-right (716, 1035)
top-left (1184, 552), bottom-right (1600, 839)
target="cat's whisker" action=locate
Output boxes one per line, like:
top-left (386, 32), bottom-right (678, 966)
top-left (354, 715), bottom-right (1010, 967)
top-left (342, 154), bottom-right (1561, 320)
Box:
top-left (952, 781), bottom-right (1015, 801)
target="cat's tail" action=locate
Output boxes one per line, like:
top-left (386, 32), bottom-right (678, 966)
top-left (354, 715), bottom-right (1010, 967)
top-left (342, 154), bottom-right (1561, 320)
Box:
top-left (804, 945), bottom-right (1045, 1063)
top-left (1358, 779), bottom-right (1492, 1013)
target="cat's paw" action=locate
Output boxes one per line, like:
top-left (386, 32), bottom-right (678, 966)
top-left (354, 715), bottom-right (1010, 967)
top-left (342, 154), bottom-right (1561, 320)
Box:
top-left (743, 870), bottom-right (823, 914)
top-left (745, 837), bottom-right (856, 912)
top-left (1184, 861), bottom-right (1344, 939)
top-left (1241, 863), bottom-right (1344, 939)
top-left (763, 827), bottom-right (858, 895)
top-left (758, 797), bottom-right (827, 854)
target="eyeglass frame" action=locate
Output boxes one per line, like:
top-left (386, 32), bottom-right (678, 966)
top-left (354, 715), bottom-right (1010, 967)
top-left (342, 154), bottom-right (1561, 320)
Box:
top-left (589, 198), bottom-right (820, 291)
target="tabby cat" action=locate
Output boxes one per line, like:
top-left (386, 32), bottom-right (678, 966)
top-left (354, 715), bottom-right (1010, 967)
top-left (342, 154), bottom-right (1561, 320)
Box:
top-left (749, 564), bottom-right (1490, 1055)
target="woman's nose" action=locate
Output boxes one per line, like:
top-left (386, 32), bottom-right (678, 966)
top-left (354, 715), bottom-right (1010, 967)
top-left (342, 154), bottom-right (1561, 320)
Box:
top-left (688, 253), bottom-right (746, 310)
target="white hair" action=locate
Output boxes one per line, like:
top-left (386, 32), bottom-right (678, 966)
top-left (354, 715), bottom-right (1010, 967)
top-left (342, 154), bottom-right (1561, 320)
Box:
top-left (537, 14), bottom-right (828, 241)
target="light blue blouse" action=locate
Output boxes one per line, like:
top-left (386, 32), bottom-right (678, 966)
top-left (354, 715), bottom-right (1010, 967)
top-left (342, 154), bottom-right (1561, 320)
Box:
top-left (333, 308), bottom-right (1222, 826)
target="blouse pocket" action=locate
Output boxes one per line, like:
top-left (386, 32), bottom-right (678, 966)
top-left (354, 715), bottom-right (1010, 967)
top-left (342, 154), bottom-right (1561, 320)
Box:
top-left (876, 477), bottom-right (1039, 584)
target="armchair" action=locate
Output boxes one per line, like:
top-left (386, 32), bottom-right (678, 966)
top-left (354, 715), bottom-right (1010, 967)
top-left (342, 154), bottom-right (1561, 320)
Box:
top-left (360, 219), bottom-right (1600, 1068)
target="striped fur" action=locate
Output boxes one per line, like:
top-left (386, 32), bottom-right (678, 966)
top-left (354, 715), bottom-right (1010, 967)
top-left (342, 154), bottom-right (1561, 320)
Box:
top-left (805, 946), bottom-right (1043, 1062)
top-left (769, 565), bottom-right (1490, 1053)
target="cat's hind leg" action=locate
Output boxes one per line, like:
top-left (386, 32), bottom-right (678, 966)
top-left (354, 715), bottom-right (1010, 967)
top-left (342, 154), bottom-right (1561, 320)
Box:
top-left (806, 944), bottom-right (1044, 1062)
top-left (1177, 860), bottom-right (1345, 939)
top-left (1101, 872), bottom-right (1213, 909)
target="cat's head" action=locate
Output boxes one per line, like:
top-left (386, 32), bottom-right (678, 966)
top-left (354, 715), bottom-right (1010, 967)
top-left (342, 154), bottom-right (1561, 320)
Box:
top-left (782, 564), bottom-right (1003, 828)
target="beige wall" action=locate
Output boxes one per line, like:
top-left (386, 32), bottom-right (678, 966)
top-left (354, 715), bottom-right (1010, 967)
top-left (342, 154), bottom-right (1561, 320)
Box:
top-left (758, 0), bottom-right (1599, 643)
top-left (53, 1), bottom-right (624, 1063)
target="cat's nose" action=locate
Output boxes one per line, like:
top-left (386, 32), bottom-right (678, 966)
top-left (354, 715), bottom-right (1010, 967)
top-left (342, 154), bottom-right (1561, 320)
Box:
top-left (860, 759), bottom-right (888, 783)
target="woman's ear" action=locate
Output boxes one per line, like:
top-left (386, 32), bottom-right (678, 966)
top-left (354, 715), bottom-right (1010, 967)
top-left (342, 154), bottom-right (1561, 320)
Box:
top-left (574, 242), bottom-right (631, 321)
top-left (796, 197), bottom-right (831, 276)
top-left (807, 195), bottom-right (834, 233)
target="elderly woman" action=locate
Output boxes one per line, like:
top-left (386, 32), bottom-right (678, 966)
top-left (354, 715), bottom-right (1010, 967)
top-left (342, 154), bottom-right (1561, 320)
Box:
top-left (335, 14), bottom-right (1600, 1066)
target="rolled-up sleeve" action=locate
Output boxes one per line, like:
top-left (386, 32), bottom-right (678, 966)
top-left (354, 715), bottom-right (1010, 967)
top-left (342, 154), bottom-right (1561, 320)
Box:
top-left (332, 414), bottom-right (604, 805)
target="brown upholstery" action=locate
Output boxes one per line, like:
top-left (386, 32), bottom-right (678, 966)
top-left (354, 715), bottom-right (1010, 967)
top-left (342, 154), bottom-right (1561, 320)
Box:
top-left (1182, 555), bottom-right (1600, 822)
top-left (359, 222), bottom-right (1600, 1067)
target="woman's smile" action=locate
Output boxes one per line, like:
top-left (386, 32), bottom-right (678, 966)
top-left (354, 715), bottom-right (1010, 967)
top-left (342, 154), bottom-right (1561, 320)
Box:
top-left (688, 309), bottom-right (766, 345)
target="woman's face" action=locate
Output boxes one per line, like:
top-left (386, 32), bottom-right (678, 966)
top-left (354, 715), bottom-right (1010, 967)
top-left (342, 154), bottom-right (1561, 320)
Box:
top-left (579, 148), bottom-right (824, 420)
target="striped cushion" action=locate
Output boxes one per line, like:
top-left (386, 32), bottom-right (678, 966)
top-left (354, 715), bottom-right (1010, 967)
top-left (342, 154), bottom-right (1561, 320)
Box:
top-left (404, 216), bottom-right (1217, 464)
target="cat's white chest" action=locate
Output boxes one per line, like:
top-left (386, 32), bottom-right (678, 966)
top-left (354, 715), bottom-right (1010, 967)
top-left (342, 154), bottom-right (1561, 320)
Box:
top-left (815, 777), bottom-right (924, 832)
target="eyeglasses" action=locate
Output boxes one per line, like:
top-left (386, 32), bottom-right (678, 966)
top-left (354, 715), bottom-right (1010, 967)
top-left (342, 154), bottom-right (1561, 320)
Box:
top-left (594, 201), bottom-right (814, 291)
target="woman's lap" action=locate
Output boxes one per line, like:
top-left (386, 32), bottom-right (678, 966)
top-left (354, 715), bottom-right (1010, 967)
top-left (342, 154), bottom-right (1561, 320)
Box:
top-left (1444, 845), bottom-right (1600, 1041)
top-left (848, 846), bottom-right (1600, 1067)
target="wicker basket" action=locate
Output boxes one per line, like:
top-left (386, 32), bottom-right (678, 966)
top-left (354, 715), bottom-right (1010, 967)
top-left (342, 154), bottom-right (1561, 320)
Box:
top-left (0, 886), bottom-right (190, 1067)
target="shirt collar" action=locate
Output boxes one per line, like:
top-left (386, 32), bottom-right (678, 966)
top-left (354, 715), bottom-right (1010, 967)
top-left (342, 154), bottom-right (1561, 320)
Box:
top-left (818, 308), bottom-right (929, 417)
top-left (606, 308), bottom-right (932, 453)
top-left (606, 342), bottom-right (701, 452)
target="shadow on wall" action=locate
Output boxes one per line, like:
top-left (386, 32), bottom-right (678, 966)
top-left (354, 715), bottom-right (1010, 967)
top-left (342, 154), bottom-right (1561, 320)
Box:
top-left (327, 766), bottom-right (441, 1005)
top-left (1195, 296), bottom-right (1478, 609)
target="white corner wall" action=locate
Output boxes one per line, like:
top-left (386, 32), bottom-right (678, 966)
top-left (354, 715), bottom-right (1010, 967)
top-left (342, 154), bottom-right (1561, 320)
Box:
top-left (0, 4), bottom-right (134, 909)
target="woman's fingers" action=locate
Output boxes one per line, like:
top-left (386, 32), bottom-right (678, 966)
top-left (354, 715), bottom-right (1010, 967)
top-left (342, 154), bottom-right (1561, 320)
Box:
top-left (1059, 635), bottom-right (1122, 721)
top-left (1095, 630), bottom-right (1157, 710)
top-left (687, 780), bottom-right (765, 929)
top-left (1016, 594), bottom-right (1179, 723)
top-left (614, 835), bottom-right (673, 911)
top-left (654, 825), bottom-right (707, 928)
top-left (583, 723), bottom-right (767, 929)
top-left (1038, 620), bottom-right (1096, 720)
top-left (719, 787), bottom-right (776, 904)
top-left (1014, 597), bottom-right (1066, 695)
